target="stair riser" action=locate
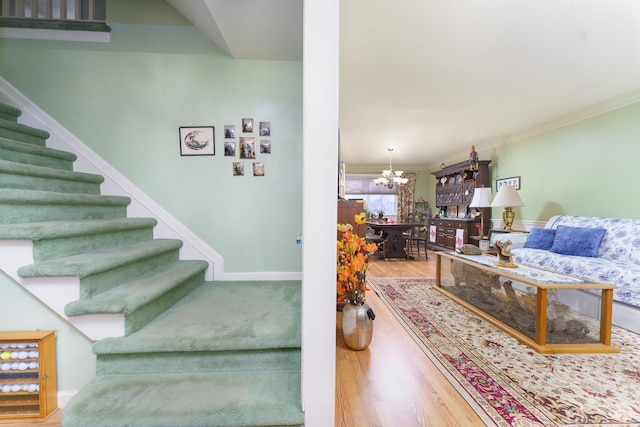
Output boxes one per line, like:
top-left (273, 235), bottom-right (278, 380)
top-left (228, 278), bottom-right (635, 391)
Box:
top-left (125, 269), bottom-right (205, 335)
top-left (79, 249), bottom-right (181, 299)
top-left (0, 146), bottom-right (74, 170)
top-left (96, 349), bottom-right (302, 376)
top-left (32, 227), bottom-right (155, 262)
top-left (0, 172), bottom-right (102, 195)
top-left (0, 126), bottom-right (48, 146)
top-left (0, 203), bottom-right (127, 224)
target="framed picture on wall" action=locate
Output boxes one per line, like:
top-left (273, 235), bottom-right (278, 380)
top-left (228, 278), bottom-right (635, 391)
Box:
top-left (253, 162), bottom-right (265, 176)
top-left (224, 125), bottom-right (236, 139)
top-left (260, 140), bottom-right (271, 154)
top-left (179, 126), bottom-right (215, 156)
top-left (233, 162), bottom-right (244, 176)
top-left (496, 176), bottom-right (521, 191)
top-left (239, 137), bottom-right (256, 159)
top-left (224, 141), bottom-right (236, 157)
top-left (242, 118), bottom-right (254, 133)
top-left (259, 121), bottom-right (271, 136)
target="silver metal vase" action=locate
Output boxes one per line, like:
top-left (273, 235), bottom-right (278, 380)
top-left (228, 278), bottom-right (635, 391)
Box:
top-left (341, 302), bottom-right (374, 350)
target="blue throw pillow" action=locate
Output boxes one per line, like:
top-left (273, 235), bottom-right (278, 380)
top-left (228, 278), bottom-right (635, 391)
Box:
top-left (524, 228), bottom-right (556, 250)
top-left (549, 225), bottom-right (606, 257)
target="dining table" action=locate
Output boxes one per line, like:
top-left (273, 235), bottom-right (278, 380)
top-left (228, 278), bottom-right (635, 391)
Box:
top-left (366, 222), bottom-right (423, 260)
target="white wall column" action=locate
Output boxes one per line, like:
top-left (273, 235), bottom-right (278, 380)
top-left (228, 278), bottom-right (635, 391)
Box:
top-left (301, 0), bottom-right (339, 425)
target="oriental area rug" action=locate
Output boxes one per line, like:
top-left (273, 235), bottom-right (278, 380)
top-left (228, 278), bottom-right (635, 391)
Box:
top-left (367, 277), bottom-right (640, 427)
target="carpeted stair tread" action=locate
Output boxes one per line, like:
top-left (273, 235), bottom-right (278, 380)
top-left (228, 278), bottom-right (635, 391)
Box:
top-left (0, 188), bottom-right (129, 206)
top-left (0, 136), bottom-right (77, 169)
top-left (61, 370), bottom-right (304, 427)
top-left (65, 260), bottom-right (208, 316)
top-left (0, 217), bottom-right (157, 262)
top-left (17, 238), bottom-right (183, 278)
top-left (0, 188), bottom-right (130, 223)
top-left (0, 217), bottom-right (157, 240)
top-left (0, 117), bottom-right (50, 145)
top-left (94, 280), bottom-right (302, 354)
top-left (0, 158), bottom-right (104, 194)
top-left (0, 103), bottom-right (21, 122)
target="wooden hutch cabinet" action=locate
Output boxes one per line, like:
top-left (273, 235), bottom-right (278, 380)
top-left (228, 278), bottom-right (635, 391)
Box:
top-left (337, 199), bottom-right (367, 239)
top-left (0, 330), bottom-right (57, 424)
top-left (429, 160), bottom-right (491, 251)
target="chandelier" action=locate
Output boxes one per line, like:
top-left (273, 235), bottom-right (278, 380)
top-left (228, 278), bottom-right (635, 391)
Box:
top-left (373, 148), bottom-right (409, 189)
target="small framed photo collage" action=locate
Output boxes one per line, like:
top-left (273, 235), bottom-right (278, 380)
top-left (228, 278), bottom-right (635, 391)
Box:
top-left (179, 119), bottom-right (272, 177)
top-left (226, 118), bottom-right (271, 177)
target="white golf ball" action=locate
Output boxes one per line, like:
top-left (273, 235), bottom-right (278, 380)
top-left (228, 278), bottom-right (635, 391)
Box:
top-left (28, 362), bottom-right (38, 369)
top-left (1, 385), bottom-right (11, 393)
top-left (10, 384), bottom-right (20, 392)
top-left (0, 362), bottom-right (10, 371)
top-left (28, 351), bottom-right (38, 358)
top-left (27, 384), bottom-right (37, 392)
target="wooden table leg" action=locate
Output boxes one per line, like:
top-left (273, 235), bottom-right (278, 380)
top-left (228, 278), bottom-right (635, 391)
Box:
top-left (600, 288), bottom-right (613, 345)
top-left (535, 288), bottom-right (547, 346)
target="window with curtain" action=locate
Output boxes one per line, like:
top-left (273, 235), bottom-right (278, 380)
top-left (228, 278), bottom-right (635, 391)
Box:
top-left (345, 174), bottom-right (398, 217)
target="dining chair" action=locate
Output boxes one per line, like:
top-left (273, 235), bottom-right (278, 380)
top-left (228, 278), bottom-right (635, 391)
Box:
top-left (407, 226), bottom-right (428, 259)
top-left (366, 227), bottom-right (386, 259)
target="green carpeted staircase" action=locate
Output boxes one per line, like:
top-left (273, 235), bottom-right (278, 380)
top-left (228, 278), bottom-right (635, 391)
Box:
top-left (0, 102), bottom-right (304, 426)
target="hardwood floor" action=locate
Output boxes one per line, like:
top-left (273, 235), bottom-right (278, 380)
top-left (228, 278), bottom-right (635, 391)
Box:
top-left (17, 251), bottom-right (481, 427)
top-left (335, 250), bottom-right (485, 427)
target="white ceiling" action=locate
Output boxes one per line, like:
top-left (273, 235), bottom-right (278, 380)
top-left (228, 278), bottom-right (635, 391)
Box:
top-left (169, 0), bottom-right (640, 167)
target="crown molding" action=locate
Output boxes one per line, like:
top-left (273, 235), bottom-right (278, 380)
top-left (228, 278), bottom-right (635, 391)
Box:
top-left (507, 87), bottom-right (640, 143)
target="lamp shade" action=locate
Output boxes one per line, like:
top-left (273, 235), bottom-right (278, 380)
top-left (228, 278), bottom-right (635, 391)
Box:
top-left (469, 187), bottom-right (493, 208)
top-left (491, 185), bottom-right (524, 207)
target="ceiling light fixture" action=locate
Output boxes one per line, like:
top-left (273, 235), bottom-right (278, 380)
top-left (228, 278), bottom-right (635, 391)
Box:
top-left (373, 148), bottom-right (409, 189)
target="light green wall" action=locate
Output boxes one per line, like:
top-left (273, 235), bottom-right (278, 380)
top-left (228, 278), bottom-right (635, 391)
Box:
top-left (490, 102), bottom-right (640, 223)
top-left (108, 0), bottom-right (192, 26)
top-left (0, 22), bottom-right (303, 273)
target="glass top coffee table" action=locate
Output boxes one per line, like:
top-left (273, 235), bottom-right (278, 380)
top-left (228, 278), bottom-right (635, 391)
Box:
top-left (435, 252), bottom-right (619, 354)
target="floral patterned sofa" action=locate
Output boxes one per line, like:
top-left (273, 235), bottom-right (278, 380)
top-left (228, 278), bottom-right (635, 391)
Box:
top-left (504, 215), bottom-right (640, 333)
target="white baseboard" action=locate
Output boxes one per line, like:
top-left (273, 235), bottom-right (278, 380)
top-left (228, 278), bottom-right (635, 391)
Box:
top-left (219, 271), bottom-right (302, 281)
top-left (57, 389), bottom-right (77, 408)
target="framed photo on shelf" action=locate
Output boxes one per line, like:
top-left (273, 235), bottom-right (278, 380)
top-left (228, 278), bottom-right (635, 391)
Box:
top-left (496, 176), bottom-right (520, 191)
top-left (179, 126), bottom-right (214, 156)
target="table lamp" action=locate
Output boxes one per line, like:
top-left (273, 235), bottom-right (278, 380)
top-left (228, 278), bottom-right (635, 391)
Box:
top-left (491, 185), bottom-right (524, 231)
top-left (469, 187), bottom-right (492, 238)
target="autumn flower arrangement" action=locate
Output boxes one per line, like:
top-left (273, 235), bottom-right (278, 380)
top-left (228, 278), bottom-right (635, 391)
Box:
top-left (336, 213), bottom-right (378, 305)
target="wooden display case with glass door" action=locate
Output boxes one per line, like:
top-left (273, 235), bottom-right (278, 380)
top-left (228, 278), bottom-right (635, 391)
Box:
top-left (0, 330), bottom-right (57, 424)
